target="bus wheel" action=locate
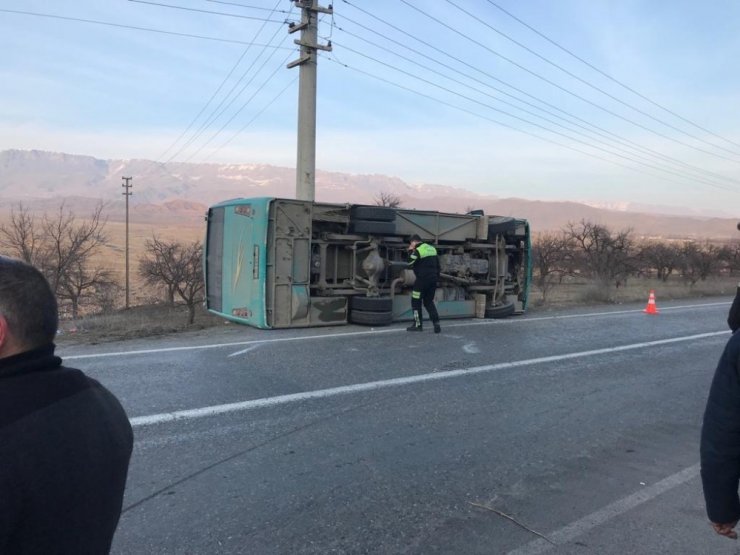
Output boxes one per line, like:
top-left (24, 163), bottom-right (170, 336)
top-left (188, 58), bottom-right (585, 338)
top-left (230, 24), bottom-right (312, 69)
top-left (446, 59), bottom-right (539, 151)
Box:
top-left (350, 206), bottom-right (397, 222)
top-left (484, 300), bottom-right (515, 319)
top-left (349, 310), bottom-right (393, 326)
top-left (350, 296), bottom-right (393, 312)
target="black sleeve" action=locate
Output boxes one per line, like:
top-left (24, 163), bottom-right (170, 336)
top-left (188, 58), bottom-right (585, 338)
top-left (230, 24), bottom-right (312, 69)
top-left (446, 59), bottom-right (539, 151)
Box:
top-left (408, 248), bottom-right (418, 268)
top-left (728, 286), bottom-right (740, 332)
top-left (701, 336), bottom-right (740, 524)
top-left (0, 451), bottom-right (20, 554)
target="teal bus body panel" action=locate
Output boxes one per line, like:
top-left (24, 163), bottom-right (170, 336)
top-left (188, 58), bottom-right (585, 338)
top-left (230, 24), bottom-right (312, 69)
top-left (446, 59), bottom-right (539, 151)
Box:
top-left (392, 296), bottom-right (475, 321)
top-left (209, 197), bottom-right (272, 329)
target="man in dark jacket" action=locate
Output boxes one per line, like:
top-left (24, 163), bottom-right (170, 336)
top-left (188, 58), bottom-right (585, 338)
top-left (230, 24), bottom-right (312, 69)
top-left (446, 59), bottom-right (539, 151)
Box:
top-left (728, 282), bottom-right (740, 333)
top-left (406, 234), bottom-right (441, 333)
top-left (701, 327), bottom-right (740, 539)
top-left (0, 256), bottom-right (133, 554)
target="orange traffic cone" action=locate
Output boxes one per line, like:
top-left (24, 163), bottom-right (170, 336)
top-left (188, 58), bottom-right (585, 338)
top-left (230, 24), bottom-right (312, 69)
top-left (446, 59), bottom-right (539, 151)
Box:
top-left (643, 290), bottom-right (659, 315)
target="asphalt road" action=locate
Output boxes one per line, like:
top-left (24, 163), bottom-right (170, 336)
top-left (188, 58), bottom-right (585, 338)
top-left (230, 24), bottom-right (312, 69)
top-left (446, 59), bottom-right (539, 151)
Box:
top-left (58, 298), bottom-right (740, 554)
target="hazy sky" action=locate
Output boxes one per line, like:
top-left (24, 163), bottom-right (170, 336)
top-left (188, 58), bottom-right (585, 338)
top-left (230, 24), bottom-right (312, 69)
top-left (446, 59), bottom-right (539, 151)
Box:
top-left (2, 0), bottom-right (740, 214)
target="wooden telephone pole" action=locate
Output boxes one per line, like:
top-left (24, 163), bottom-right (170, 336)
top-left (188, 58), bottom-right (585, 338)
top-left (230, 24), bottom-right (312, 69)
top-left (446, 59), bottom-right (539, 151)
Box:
top-left (122, 176), bottom-right (133, 308)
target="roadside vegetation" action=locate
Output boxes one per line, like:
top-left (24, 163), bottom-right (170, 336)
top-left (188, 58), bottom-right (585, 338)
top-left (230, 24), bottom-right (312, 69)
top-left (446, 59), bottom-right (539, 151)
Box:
top-left (0, 202), bottom-right (208, 343)
top-left (1, 202), bottom-right (737, 344)
top-left (531, 219), bottom-right (740, 305)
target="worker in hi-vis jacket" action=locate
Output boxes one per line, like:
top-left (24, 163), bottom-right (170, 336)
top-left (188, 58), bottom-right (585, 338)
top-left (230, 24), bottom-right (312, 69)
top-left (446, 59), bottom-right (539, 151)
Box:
top-left (406, 234), bottom-right (441, 333)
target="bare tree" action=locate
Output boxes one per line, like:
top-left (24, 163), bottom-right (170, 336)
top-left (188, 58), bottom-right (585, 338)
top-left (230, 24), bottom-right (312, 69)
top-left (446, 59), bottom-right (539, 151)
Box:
top-left (58, 260), bottom-right (116, 319)
top-left (532, 232), bottom-right (569, 302)
top-left (40, 202), bottom-right (109, 295)
top-left (637, 242), bottom-right (681, 282)
top-left (564, 220), bottom-right (635, 288)
top-left (1, 202), bottom-right (112, 316)
top-left (374, 191), bottom-right (402, 208)
top-left (139, 237), bottom-right (180, 305)
top-left (176, 242), bottom-right (205, 325)
top-left (718, 243), bottom-right (740, 277)
top-left (139, 237), bottom-right (205, 324)
top-left (680, 241), bottom-right (720, 286)
top-left (0, 203), bottom-right (42, 265)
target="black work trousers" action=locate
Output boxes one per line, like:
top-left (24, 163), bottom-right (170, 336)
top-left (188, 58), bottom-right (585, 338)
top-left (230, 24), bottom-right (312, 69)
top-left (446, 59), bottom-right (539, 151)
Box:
top-left (411, 280), bottom-right (439, 328)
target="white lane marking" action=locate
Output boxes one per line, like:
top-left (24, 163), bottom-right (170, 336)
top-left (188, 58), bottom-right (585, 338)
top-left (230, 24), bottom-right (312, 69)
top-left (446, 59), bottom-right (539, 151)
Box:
top-left (63, 327), bottom-right (402, 360)
top-left (227, 345), bottom-right (260, 358)
top-left (129, 331), bottom-right (726, 428)
top-left (506, 463), bottom-right (700, 555)
top-left (463, 342), bottom-right (480, 354)
top-left (61, 301), bottom-right (730, 361)
top-left (520, 301), bottom-right (729, 322)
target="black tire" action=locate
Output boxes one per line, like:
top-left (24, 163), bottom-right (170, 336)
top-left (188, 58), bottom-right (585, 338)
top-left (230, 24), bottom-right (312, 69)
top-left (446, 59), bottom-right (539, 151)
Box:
top-left (484, 300), bottom-right (516, 319)
top-left (350, 220), bottom-right (396, 235)
top-left (349, 309), bottom-right (393, 326)
top-left (351, 206), bottom-right (396, 222)
top-left (350, 296), bottom-right (393, 312)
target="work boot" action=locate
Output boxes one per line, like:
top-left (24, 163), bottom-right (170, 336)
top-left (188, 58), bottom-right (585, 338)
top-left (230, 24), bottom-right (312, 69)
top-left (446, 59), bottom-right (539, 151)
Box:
top-left (433, 323), bottom-right (441, 334)
top-left (408, 309), bottom-right (423, 331)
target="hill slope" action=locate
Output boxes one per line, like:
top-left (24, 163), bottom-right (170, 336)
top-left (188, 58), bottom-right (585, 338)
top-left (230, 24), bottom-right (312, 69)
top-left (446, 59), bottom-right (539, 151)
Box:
top-left (0, 149), bottom-right (736, 239)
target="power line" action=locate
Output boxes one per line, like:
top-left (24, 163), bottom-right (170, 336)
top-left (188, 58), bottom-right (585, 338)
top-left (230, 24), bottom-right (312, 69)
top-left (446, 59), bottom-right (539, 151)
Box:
top-left (324, 55), bottom-right (736, 194)
top-left (327, 22), bottom-right (740, 189)
top-left (330, 10), bottom-right (740, 189)
top-left (341, 47), bottom-right (729, 192)
top-left (165, 15), bottom-right (292, 162)
top-left (372, 0), bottom-right (740, 166)
top-left (203, 76), bottom-right (298, 161)
top-left (185, 51), bottom-right (295, 162)
top-left (127, 0), bottom-right (291, 23)
top-left (443, 0), bottom-right (740, 159)
top-left (338, 2), bottom-right (740, 170)
top-left (9, 2), bottom-right (736, 193)
top-left (0, 7), bottom-right (294, 47)
top-left (205, 0), bottom-right (292, 14)
top-left (324, 51), bottom-right (737, 193)
top-left (157, 0), bottom-right (288, 161)
top-left (483, 0), bottom-right (740, 151)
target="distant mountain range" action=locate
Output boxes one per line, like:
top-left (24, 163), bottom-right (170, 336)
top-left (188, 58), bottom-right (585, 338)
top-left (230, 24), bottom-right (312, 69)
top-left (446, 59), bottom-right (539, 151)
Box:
top-left (578, 200), bottom-right (734, 219)
top-left (0, 149), bottom-right (737, 239)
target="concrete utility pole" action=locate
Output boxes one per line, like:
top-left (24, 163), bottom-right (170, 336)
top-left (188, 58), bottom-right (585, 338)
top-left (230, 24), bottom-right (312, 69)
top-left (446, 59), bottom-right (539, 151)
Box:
top-left (288, 0), bottom-right (332, 201)
top-left (121, 176), bottom-right (133, 309)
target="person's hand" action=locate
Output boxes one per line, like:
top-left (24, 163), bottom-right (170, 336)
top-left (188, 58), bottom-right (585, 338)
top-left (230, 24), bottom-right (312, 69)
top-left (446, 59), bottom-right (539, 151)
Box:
top-left (711, 520), bottom-right (739, 539)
